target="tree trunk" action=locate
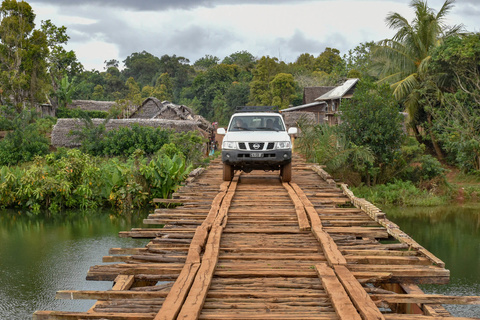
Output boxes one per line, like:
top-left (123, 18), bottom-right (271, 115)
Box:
top-left (410, 122), bottom-right (422, 144)
top-left (427, 113), bottom-right (444, 160)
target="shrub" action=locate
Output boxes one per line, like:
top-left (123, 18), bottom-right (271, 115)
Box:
top-left (140, 154), bottom-right (193, 199)
top-left (352, 180), bottom-right (446, 207)
top-left (0, 149), bottom-right (195, 212)
top-left (100, 124), bottom-right (170, 156)
top-left (0, 110), bottom-right (50, 166)
top-left (418, 154), bottom-right (447, 181)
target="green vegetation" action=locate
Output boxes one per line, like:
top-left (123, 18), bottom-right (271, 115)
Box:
top-left (0, 148), bottom-right (194, 212)
top-left (351, 180), bottom-right (447, 207)
top-left (0, 0), bottom-right (479, 210)
top-left (0, 109), bottom-right (206, 212)
top-left (0, 109), bottom-right (51, 165)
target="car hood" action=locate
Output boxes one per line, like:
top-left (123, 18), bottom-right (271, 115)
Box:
top-left (223, 131), bottom-right (289, 142)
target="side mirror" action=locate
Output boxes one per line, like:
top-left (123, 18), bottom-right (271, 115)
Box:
top-left (287, 127), bottom-right (298, 135)
top-left (217, 128), bottom-right (226, 135)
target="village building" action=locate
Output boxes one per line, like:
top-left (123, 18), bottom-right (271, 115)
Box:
top-left (51, 98), bottom-right (213, 148)
top-left (68, 100), bottom-right (116, 113)
top-left (282, 78), bottom-right (359, 125)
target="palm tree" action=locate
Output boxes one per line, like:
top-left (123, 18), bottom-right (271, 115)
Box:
top-left (371, 0), bottom-right (463, 157)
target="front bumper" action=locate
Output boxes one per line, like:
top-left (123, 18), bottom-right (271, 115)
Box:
top-left (221, 149), bottom-right (292, 170)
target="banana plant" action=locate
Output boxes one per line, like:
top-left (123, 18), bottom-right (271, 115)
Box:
top-left (142, 154), bottom-right (192, 199)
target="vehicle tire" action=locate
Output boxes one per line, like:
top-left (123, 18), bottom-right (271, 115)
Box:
top-left (223, 163), bottom-right (234, 181)
top-left (281, 162), bottom-right (292, 182)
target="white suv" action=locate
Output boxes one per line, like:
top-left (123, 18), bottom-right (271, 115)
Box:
top-left (217, 109), bottom-right (297, 182)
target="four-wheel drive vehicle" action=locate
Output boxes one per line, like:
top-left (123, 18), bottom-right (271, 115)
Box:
top-left (217, 109), bottom-right (297, 182)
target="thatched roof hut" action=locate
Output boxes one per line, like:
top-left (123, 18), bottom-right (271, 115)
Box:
top-left (131, 98), bottom-right (213, 132)
top-left (129, 97), bottom-right (162, 119)
top-left (68, 100), bottom-right (116, 112)
top-left (51, 118), bottom-right (207, 148)
top-left (52, 98), bottom-right (213, 148)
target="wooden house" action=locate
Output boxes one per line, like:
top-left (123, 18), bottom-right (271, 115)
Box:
top-left (303, 86), bottom-right (335, 104)
top-left (283, 79), bottom-right (359, 125)
top-left (315, 78), bottom-right (359, 125)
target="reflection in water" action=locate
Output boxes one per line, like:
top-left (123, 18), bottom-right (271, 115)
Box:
top-left (0, 209), bottom-right (149, 320)
top-left (384, 205), bottom-right (480, 317)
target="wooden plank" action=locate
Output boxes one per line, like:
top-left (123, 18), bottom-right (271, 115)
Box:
top-left (198, 313), bottom-right (338, 319)
top-left (384, 315), bottom-right (479, 320)
top-left (324, 227), bottom-right (389, 239)
top-left (185, 225), bottom-right (209, 264)
top-left (371, 294), bottom-right (480, 305)
top-left (88, 274), bottom-right (135, 313)
top-left (345, 255), bottom-right (432, 266)
top-left (333, 265), bottom-right (385, 320)
top-left (315, 263), bottom-right (362, 320)
top-left (312, 226), bottom-right (347, 266)
top-left (282, 182), bottom-right (311, 231)
top-left (289, 182), bottom-right (323, 227)
top-left (400, 283), bottom-right (451, 316)
top-left (33, 311), bottom-right (156, 319)
top-left (154, 262), bottom-right (201, 320)
top-left (176, 225), bottom-right (223, 320)
top-left (56, 290), bottom-right (169, 300)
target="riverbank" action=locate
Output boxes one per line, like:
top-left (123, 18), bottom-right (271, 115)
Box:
top-left (350, 165), bottom-right (480, 207)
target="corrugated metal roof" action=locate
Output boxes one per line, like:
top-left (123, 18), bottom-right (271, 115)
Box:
top-left (281, 101), bottom-right (327, 112)
top-left (315, 78), bottom-right (359, 101)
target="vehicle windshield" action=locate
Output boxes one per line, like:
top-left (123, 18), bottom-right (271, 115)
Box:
top-left (228, 115), bottom-right (285, 132)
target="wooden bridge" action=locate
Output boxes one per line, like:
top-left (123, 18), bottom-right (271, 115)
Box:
top-left (34, 155), bottom-right (480, 319)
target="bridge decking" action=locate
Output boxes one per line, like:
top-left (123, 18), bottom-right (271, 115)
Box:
top-left (34, 156), bottom-right (480, 319)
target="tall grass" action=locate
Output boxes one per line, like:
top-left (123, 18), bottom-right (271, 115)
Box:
top-left (351, 180), bottom-right (447, 207)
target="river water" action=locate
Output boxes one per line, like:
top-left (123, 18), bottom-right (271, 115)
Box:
top-left (0, 209), bottom-right (149, 320)
top-left (0, 205), bottom-right (479, 319)
top-left (384, 204), bottom-right (480, 317)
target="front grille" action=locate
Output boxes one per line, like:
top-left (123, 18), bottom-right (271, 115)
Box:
top-left (248, 142), bottom-right (265, 150)
top-left (237, 142), bottom-right (275, 150)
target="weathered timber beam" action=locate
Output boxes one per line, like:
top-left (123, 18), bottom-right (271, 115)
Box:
top-left (109, 247), bottom-right (148, 255)
top-left (311, 226), bottom-right (347, 266)
top-left (323, 227), bottom-right (389, 239)
top-left (282, 182), bottom-right (311, 231)
top-left (400, 283), bottom-right (451, 316)
top-left (384, 315), bottom-right (479, 320)
top-left (196, 313), bottom-right (338, 319)
top-left (340, 183), bottom-right (445, 268)
top-left (341, 249), bottom-right (418, 256)
top-left (88, 274), bottom-right (135, 313)
top-left (333, 265), bottom-right (385, 320)
top-left (371, 294), bottom-right (480, 305)
top-left (154, 262), bottom-right (200, 320)
top-left (345, 255), bottom-right (431, 266)
top-left (56, 290), bottom-right (169, 300)
top-left (154, 176), bottom-right (238, 320)
top-left (315, 263), bottom-right (362, 320)
top-left (33, 311), bottom-right (156, 320)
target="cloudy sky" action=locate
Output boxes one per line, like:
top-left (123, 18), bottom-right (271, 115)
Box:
top-left (28, 0), bottom-right (480, 71)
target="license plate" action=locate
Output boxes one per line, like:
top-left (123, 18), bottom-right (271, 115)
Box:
top-left (250, 153), bottom-right (263, 158)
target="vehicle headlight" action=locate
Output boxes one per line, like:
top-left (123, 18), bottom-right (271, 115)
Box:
top-left (276, 141), bottom-right (291, 149)
top-left (222, 141), bottom-right (237, 150)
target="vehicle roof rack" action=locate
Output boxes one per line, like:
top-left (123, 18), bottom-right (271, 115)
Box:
top-left (235, 106), bottom-right (279, 113)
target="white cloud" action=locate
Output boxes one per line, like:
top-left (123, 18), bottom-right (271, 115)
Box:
top-left (29, 0), bottom-right (480, 70)
top-left (69, 41), bottom-right (120, 71)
